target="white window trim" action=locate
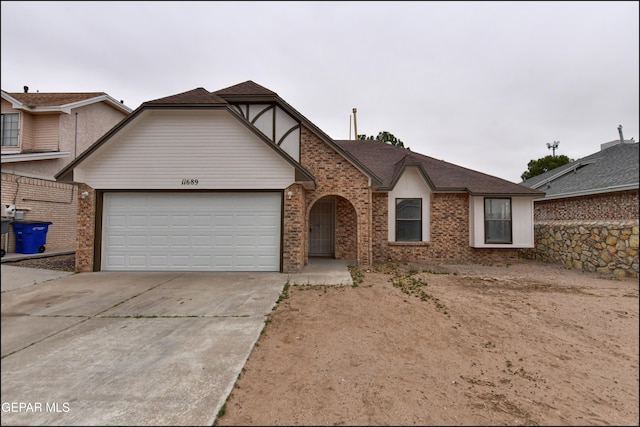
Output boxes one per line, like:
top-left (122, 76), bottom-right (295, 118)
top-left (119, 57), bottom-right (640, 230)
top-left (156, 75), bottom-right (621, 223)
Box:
top-left (388, 166), bottom-right (431, 242)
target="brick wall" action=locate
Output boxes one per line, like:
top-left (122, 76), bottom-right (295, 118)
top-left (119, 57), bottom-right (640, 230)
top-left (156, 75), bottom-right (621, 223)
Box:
top-left (521, 220), bottom-right (639, 278)
top-left (282, 183), bottom-right (305, 272)
top-left (335, 196), bottom-right (357, 260)
top-left (300, 127), bottom-right (372, 267)
top-left (535, 190), bottom-right (638, 221)
top-left (75, 184), bottom-right (96, 272)
top-left (373, 192), bottom-right (519, 264)
top-left (1, 172), bottom-right (77, 254)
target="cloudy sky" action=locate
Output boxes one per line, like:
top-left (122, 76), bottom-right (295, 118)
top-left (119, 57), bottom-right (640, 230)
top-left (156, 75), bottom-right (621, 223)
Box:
top-left (2, 1), bottom-right (638, 183)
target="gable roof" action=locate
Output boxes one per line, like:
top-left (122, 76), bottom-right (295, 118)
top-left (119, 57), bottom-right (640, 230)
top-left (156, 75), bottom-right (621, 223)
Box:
top-left (520, 141), bottom-right (639, 200)
top-left (1, 90), bottom-right (132, 114)
top-left (55, 83), bottom-right (320, 183)
top-left (57, 81), bottom-right (382, 186)
top-left (336, 139), bottom-right (544, 196)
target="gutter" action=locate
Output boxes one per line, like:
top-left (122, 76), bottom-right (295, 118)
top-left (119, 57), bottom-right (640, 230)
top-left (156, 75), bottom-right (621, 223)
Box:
top-left (534, 183), bottom-right (639, 201)
top-left (2, 152), bottom-right (71, 163)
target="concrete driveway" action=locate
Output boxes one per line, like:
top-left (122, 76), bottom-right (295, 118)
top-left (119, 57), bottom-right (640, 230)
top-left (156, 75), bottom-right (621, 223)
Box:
top-left (1, 267), bottom-right (288, 426)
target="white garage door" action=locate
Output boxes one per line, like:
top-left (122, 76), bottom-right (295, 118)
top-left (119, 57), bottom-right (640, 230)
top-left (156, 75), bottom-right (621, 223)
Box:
top-left (102, 192), bottom-right (281, 271)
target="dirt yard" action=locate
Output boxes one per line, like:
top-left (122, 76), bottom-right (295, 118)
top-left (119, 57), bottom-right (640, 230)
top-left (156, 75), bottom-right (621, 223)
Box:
top-left (215, 259), bottom-right (639, 426)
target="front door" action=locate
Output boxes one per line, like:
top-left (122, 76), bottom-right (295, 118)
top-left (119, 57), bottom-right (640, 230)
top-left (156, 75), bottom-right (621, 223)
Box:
top-left (309, 198), bottom-right (335, 256)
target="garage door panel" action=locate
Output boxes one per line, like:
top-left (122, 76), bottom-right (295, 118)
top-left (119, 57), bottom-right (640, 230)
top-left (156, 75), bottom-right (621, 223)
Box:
top-left (102, 193), bottom-right (281, 271)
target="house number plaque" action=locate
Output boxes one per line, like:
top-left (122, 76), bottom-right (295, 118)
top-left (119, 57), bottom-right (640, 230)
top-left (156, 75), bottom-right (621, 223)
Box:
top-left (181, 179), bottom-right (199, 185)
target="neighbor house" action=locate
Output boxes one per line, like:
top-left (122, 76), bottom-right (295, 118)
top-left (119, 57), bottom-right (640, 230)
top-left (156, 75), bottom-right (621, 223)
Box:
top-left (1, 88), bottom-right (132, 254)
top-left (521, 139), bottom-right (639, 221)
top-left (520, 138), bottom-right (639, 277)
top-left (55, 81), bottom-right (544, 273)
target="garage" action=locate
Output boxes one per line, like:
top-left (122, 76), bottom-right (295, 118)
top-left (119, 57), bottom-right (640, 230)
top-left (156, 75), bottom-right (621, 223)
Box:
top-left (101, 192), bottom-right (281, 271)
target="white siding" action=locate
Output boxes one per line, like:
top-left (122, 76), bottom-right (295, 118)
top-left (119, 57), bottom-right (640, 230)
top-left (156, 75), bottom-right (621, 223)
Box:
top-left (252, 105), bottom-right (274, 140)
top-left (388, 167), bottom-right (431, 241)
top-left (469, 196), bottom-right (535, 248)
top-left (77, 110), bottom-right (296, 189)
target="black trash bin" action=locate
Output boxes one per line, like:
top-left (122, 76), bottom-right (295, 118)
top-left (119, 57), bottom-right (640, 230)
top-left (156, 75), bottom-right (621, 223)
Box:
top-left (12, 220), bottom-right (53, 254)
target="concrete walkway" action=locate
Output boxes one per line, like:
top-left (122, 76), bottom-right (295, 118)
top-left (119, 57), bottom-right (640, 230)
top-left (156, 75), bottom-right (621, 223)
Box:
top-left (0, 258), bottom-right (353, 425)
top-left (287, 257), bottom-right (354, 286)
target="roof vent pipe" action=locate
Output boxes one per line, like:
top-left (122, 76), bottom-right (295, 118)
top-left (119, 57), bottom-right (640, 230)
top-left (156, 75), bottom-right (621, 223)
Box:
top-left (352, 108), bottom-right (358, 140)
top-left (23, 86), bottom-right (28, 93)
top-left (618, 125), bottom-right (624, 142)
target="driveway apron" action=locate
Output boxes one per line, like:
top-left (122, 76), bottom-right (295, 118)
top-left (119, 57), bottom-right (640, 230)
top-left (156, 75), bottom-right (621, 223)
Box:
top-left (1, 270), bottom-right (286, 426)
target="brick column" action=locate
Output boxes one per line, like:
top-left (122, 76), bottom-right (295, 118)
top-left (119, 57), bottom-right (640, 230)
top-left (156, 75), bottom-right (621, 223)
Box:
top-left (76, 184), bottom-right (96, 272)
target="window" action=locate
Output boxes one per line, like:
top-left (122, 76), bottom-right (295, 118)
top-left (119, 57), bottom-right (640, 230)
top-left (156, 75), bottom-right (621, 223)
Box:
top-left (484, 198), bottom-right (512, 243)
top-left (396, 198), bottom-right (421, 241)
top-left (1, 113), bottom-right (19, 147)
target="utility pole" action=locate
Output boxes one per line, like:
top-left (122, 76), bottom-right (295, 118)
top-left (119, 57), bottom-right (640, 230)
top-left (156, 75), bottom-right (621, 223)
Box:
top-left (547, 140), bottom-right (559, 156)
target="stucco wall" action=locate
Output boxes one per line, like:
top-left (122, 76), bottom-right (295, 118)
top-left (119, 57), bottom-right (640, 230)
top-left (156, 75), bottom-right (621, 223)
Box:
top-left (521, 220), bottom-right (639, 278)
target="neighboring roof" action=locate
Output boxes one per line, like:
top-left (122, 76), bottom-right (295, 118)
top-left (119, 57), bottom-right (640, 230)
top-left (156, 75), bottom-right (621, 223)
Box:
top-left (520, 141), bottom-right (639, 200)
top-left (336, 139), bottom-right (544, 196)
top-left (1, 90), bottom-right (133, 114)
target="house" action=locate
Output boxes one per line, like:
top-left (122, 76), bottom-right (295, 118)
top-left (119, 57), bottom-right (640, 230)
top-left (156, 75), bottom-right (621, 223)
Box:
top-left (519, 139), bottom-right (638, 277)
top-left (520, 139), bottom-right (639, 221)
top-left (1, 88), bottom-right (132, 254)
top-left (55, 81), bottom-right (544, 273)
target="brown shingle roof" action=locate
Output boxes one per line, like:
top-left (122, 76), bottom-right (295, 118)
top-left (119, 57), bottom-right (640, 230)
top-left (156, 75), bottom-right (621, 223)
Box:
top-left (7, 92), bottom-right (107, 107)
top-left (336, 139), bottom-right (544, 196)
top-left (214, 80), bottom-right (276, 96)
top-left (144, 88), bottom-right (227, 105)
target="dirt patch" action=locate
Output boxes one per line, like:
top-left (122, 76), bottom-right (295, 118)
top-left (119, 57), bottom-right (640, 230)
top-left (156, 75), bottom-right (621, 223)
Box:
top-left (215, 259), bottom-right (639, 426)
top-left (3, 254), bottom-right (76, 272)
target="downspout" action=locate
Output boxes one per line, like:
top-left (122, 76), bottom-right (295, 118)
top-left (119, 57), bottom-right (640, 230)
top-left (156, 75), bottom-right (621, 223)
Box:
top-left (74, 112), bottom-right (78, 158)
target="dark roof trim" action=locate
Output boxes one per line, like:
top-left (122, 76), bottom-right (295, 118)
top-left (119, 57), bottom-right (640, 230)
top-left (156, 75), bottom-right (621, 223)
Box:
top-left (55, 103), bottom-right (316, 184)
top-left (380, 157), bottom-right (436, 191)
top-left (223, 106), bottom-right (315, 183)
top-left (270, 97), bottom-right (384, 187)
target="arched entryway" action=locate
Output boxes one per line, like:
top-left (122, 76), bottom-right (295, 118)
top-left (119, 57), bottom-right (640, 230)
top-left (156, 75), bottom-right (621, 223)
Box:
top-left (308, 195), bottom-right (357, 261)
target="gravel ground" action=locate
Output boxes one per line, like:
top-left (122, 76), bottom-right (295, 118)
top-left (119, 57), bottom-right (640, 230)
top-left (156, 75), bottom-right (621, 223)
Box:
top-left (3, 254), bottom-right (76, 272)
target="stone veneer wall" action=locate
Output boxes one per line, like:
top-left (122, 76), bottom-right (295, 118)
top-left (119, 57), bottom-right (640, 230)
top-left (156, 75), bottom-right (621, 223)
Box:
top-left (372, 192), bottom-right (520, 264)
top-left (534, 190), bottom-right (638, 221)
top-left (520, 220), bottom-right (639, 278)
top-left (300, 127), bottom-right (372, 267)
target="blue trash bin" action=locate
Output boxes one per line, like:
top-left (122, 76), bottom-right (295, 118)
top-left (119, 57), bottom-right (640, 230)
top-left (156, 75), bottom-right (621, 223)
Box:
top-left (12, 221), bottom-right (53, 254)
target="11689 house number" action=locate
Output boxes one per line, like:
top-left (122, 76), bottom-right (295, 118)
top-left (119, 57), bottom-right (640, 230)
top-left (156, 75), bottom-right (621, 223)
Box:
top-left (181, 178), bottom-right (199, 185)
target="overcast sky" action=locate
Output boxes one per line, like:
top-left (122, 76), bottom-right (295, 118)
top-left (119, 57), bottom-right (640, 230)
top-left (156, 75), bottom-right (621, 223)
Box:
top-left (2, 1), bottom-right (638, 183)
